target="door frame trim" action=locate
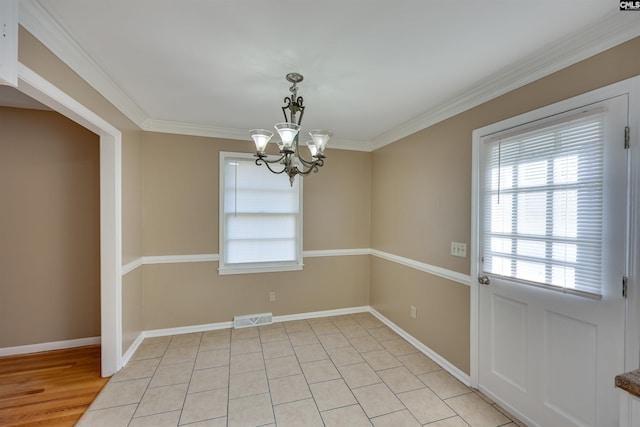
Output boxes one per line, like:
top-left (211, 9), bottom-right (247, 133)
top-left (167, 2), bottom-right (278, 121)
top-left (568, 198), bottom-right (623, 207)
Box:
top-left (16, 63), bottom-right (123, 377)
top-left (470, 76), bottom-right (640, 391)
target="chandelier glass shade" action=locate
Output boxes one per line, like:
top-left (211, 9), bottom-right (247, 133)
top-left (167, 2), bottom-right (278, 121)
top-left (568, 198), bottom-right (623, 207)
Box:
top-left (250, 72), bottom-right (332, 185)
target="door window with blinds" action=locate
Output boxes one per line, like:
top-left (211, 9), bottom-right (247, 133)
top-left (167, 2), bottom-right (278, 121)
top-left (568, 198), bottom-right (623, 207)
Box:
top-left (480, 107), bottom-right (614, 298)
top-left (219, 152), bottom-right (302, 275)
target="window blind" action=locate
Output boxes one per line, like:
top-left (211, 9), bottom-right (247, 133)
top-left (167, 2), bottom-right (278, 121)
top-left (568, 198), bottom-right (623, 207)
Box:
top-left (482, 110), bottom-right (605, 297)
top-left (221, 155), bottom-right (301, 269)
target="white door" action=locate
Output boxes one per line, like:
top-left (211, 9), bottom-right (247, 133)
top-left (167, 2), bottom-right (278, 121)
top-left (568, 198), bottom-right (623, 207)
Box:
top-left (475, 94), bottom-right (628, 427)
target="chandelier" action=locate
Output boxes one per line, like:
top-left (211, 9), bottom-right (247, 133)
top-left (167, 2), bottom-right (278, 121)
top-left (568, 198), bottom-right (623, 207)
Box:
top-left (250, 72), bottom-right (332, 185)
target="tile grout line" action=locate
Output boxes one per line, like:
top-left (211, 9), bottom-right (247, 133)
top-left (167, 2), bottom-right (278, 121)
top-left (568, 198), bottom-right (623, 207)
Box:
top-left (260, 326), bottom-right (278, 427)
top-left (130, 337), bottom-right (168, 424)
top-left (84, 314), bottom-right (524, 427)
top-left (312, 316), bottom-right (367, 423)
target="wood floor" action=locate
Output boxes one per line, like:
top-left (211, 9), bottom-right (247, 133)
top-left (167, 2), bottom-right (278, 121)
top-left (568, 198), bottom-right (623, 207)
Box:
top-left (0, 345), bottom-right (109, 427)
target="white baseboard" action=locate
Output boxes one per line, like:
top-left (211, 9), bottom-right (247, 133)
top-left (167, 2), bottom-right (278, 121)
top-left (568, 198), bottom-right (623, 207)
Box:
top-left (0, 336), bottom-right (101, 357)
top-left (369, 307), bottom-right (471, 386)
top-left (118, 306), bottom-right (371, 368)
top-left (120, 332), bottom-right (145, 368)
top-left (273, 306), bottom-right (370, 323)
top-left (137, 306), bottom-right (370, 342)
top-left (118, 305), bottom-right (469, 388)
top-left (143, 321), bottom-right (234, 339)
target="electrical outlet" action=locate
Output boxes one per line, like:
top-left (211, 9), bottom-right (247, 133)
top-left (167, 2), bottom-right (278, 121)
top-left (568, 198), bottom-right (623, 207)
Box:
top-left (451, 242), bottom-right (467, 258)
top-left (269, 291), bottom-right (276, 302)
top-left (410, 305), bottom-right (417, 319)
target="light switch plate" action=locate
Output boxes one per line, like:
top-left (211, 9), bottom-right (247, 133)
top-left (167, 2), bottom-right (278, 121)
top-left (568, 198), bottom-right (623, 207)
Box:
top-left (451, 242), bottom-right (467, 258)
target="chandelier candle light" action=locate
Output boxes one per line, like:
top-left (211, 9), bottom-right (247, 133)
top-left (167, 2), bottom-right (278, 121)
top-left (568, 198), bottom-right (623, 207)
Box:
top-left (250, 72), bottom-right (332, 186)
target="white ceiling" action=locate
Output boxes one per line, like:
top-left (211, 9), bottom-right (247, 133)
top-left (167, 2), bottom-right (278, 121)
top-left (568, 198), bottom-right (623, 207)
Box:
top-left (16, 1), bottom-right (640, 151)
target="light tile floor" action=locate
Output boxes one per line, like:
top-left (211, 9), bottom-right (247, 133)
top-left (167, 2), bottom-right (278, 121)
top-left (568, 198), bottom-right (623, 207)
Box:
top-left (77, 313), bottom-right (525, 427)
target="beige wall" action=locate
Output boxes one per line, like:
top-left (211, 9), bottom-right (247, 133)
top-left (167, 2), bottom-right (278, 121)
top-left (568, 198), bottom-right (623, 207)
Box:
top-left (143, 257), bottom-right (370, 330)
top-left (18, 27), bottom-right (145, 356)
top-left (14, 24), bottom-right (370, 353)
top-left (370, 36), bottom-right (640, 374)
top-left (13, 21), bottom-right (640, 378)
top-left (370, 257), bottom-right (470, 372)
top-left (0, 107), bottom-right (100, 347)
top-left (141, 132), bottom-right (371, 329)
top-left (142, 132), bottom-right (371, 254)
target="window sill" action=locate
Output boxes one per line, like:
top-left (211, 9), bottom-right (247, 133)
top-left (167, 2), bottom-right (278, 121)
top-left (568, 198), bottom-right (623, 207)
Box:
top-left (218, 263), bottom-right (303, 276)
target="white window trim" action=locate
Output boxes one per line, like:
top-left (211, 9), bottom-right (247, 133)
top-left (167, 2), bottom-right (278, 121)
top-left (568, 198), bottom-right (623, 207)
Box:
top-left (218, 151), bottom-right (303, 275)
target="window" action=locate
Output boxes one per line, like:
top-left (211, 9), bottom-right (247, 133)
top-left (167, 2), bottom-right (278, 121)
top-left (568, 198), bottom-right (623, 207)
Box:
top-left (481, 109), bottom-right (608, 297)
top-left (219, 152), bottom-right (303, 275)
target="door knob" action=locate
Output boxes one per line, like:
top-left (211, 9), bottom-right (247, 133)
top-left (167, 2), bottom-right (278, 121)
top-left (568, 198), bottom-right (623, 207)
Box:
top-left (478, 276), bottom-right (490, 285)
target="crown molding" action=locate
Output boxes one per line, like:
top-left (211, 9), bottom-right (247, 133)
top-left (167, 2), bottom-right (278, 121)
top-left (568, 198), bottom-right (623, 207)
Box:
top-left (143, 118), bottom-right (371, 151)
top-left (325, 138), bottom-right (373, 152)
top-left (19, 0), bottom-right (149, 127)
top-left (142, 118), bottom-right (249, 140)
top-left (19, 2), bottom-right (640, 153)
top-left (370, 12), bottom-right (640, 150)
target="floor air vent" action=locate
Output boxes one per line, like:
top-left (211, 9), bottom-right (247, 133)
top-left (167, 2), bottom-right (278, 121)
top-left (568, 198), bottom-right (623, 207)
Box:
top-left (233, 312), bottom-right (273, 329)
